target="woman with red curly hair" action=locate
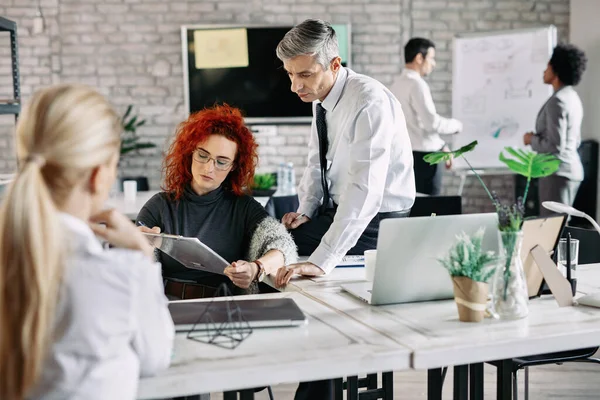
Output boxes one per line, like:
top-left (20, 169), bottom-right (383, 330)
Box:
top-left (136, 105), bottom-right (297, 298)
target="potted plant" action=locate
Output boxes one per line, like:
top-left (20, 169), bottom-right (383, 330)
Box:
top-left (425, 142), bottom-right (560, 319)
top-left (439, 228), bottom-right (497, 322)
top-left (251, 172), bottom-right (277, 197)
top-left (119, 105), bottom-right (156, 191)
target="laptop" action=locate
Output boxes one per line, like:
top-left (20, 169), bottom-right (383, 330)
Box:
top-left (169, 297), bottom-right (307, 332)
top-left (342, 213), bottom-right (499, 305)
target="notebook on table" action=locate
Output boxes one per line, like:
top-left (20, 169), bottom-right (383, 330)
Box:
top-left (169, 297), bottom-right (308, 332)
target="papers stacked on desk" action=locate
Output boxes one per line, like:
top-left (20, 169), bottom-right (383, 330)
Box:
top-left (298, 255), bottom-right (365, 268)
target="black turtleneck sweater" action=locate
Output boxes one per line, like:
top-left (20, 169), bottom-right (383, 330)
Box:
top-left (136, 185), bottom-right (268, 281)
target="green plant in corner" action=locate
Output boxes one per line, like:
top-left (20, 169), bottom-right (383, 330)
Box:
top-left (438, 228), bottom-right (498, 283)
top-left (120, 105), bottom-right (156, 156)
top-left (252, 173), bottom-right (276, 191)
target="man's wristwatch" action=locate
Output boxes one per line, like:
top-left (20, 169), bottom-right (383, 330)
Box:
top-left (253, 259), bottom-right (266, 282)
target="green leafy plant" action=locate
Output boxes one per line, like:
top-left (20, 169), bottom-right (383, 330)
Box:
top-left (120, 105), bottom-right (156, 156)
top-left (438, 228), bottom-right (498, 283)
top-left (424, 141), bottom-right (560, 231)
top-left (252, 173), bottom-right (276, 190)
top-left (425, 141), bottom-right (560, 300)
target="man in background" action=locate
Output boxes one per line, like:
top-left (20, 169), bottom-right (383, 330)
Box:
top-left (390, 37), bottom-right (463, 195)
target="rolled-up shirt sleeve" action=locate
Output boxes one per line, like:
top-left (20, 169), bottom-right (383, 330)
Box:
top-left (412, 79), bottom-right (462, 135)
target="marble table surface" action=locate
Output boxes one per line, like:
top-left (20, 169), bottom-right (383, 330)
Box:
top-left (296, 264), bottom-right (600, 370)
top-left (137, 291), bottom-right (411, 399)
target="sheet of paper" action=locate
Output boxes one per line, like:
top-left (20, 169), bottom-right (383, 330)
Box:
top-left (194, 28), bottom-right (249, 69)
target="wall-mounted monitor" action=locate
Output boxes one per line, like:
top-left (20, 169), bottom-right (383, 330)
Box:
top-left (181, 24), bottom-right (351, 124)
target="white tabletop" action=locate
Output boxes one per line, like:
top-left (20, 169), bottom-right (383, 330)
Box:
top-left (137, 291), bottom-right (411, 399)
top-left (304, 287), bottom-right (600, 369)
top-left (288, 264), bottom-right (600, 370)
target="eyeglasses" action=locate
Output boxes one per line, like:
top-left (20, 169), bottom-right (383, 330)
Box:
top-left (192, 149), bottom-right (234, 171)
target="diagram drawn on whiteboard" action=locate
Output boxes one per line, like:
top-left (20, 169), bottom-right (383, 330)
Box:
top-left (452, 26), bottom-right (556, 169)
top-left (489, 117), bottom-right (520, 139)
top-left (505, 78), bottom-right (533, 99)
top-left (461, 79), bottom-right (492, 114)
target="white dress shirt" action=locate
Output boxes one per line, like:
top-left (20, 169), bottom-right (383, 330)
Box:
top-left (297, 67), bottom-right (416, 274)
top-left (28, 213), bottom-right (174, 400)
top-left (389, 69), bottom-right (462, 152)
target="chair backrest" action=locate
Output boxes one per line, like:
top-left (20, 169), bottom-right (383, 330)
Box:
top-left (561, 226), bottom-right (600, 264)
top-left (571, 140), bottom-right (599, 227)
top-left (266, 195), bottom-right (300, 221)
top-left (409, 195), bottom-right (462, 217)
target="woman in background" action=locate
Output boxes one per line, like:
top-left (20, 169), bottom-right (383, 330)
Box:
top-left (137, 104), bottom-right (296, 298)
top-left (524, 43), bottom-right (588, 214)
top-left (0, 84), bottom-right (173, 400)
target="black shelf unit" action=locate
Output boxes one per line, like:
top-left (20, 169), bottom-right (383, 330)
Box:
top-left (0, 16), bottom-right (20, 119)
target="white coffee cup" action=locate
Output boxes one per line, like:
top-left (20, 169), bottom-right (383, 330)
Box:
top-left (364, 249), bottom-right (377, 282)
top-left (123, 180), bottom-right (137, 203)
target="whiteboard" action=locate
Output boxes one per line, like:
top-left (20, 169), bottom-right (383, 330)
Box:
top-left (451, 26), bottom-right (557, 169)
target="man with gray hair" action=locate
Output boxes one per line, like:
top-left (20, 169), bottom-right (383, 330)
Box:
top-left (275, 18), bottom-right (415, 399)
top-left (277, 19), bottom-right (415, 281)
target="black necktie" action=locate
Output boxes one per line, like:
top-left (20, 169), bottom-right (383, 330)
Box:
top-left (316, 103), bottom-right (330, 213)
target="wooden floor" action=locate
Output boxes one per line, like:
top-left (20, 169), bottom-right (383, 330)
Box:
top-left (210, 357), bottom-right (600, 399)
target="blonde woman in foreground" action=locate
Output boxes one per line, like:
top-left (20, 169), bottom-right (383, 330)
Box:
top-left (0, 84), bottom-right (174, 400)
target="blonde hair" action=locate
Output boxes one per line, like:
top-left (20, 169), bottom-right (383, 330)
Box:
top-left (0, 84), bottom-right (121, 399)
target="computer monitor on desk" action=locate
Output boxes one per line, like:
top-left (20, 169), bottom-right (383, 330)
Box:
top-left (342, 213), bottom-right (499, 305)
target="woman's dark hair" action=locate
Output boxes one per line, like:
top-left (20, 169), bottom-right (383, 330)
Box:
top-left (549, 43), bottom-right (587, 86)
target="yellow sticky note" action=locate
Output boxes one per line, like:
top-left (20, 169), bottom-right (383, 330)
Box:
top-left (193, 28), bottom-right (249, 69)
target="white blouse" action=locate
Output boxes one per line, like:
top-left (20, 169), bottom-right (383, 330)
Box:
top-left (28, 213), bottom-right (174, 400)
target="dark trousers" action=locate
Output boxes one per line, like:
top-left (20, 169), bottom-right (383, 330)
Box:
top-left (290, 207), bottom-right (409, 400)
top-left (538, 175), bottom-right (581, 217)
top-left (413, 150), bottom-right (443, 195)
top-left (292, 208), bottom-right (381, 256)
top-left (292, 207), bottom-right (410, 256)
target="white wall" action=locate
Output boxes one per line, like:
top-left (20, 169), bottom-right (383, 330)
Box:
top-left (570, 0), bottom-right (600, 218)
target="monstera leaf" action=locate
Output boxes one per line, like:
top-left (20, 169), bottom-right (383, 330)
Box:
top-left (499, 147), bottom-right (560, 204)
top-left (423, 140), bottom-right (478, 165)
top-left (499, 147), bottom-right (560, 179)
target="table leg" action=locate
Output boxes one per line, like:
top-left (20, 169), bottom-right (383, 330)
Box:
top-left (453, 365), bottom-right (468, 400)
top-left (457, 172), bottom-right (467, 196)
top-left (382, 371), bottom-right (394, 399)
top-left (334, 378), bottom-right (344, 400)
top-left (347, 376), bottom-right (359, 400)
top-left (469, 363), bottom-right (484, 400)
top-left (496, 359), bottom-right (513, 400)
top-left (427, 368), bottom-right (444, 400)
top-left (223, 392), bottom-right (237, 400)
top-left (238, 390), bottom-right (255, 400)
top-left (365, 373), bottom-right (378, 390)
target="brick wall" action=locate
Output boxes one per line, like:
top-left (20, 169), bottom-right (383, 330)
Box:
top-left (0, 0), bottom-right (570, 213)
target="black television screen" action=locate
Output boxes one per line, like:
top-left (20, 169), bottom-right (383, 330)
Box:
top-left (181, 24), bottom-right (351, 124)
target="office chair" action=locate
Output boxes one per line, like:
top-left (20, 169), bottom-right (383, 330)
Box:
top-left (490, 226), bottom-right (600, 400)
top-left (265, 194), bottom-right (300, 221)
top-left (409, 195), bottom-right (462, 217)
